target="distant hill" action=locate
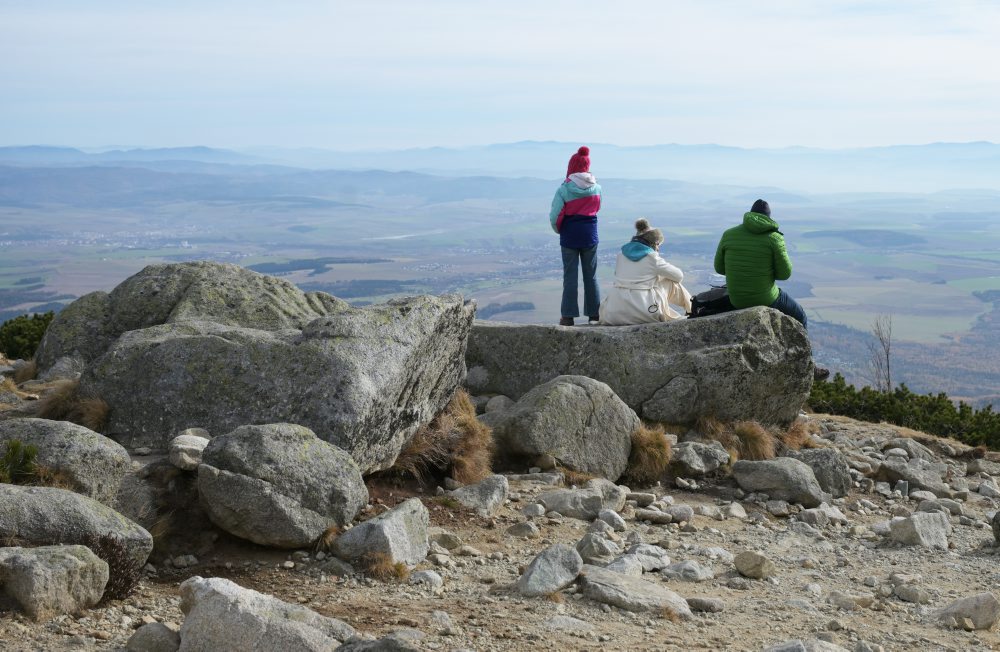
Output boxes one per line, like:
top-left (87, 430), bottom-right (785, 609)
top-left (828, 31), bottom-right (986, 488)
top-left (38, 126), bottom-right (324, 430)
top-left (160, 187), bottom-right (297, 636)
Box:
top-left (0, 145), bottom-right (254, 166)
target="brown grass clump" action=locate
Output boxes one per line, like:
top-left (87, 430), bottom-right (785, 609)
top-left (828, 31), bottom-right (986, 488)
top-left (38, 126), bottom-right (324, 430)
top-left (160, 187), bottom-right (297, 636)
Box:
top-left (313, 524), bottom-right (341, 552)
top-left (545, 591), bottom-right (565, 604)
top-left (623, 423), bottom-right (672, 487)
top-left (13, 360), bottom-right (37, 384)
top-left (32, 464), bottom-right (76, 490)
top-left (360, 552), bottom-right (410, 582)
top-left (776, 418), bottom-right (820, 451)
top-left (31, 379), bottom-right (109, 432)
top-left (731, 421), bottom-right (776, 461)
top-left (386, 389), bottom-right (495, 485)
top-left (660, 606), bottom-right (682, 623)
top-left (560, 467), bottom-right (596, 487)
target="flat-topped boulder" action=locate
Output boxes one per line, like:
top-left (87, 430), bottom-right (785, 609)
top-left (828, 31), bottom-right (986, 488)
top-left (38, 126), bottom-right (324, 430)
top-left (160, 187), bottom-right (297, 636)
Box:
top-left (35, 261), bottom-right (350, 372)
top-left (466, 307), bottom-right (812, 426)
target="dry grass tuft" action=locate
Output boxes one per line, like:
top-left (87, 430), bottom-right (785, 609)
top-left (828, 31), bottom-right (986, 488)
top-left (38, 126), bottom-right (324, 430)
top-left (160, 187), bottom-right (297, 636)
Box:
top-left (31, 379), bottom-right (109, 432)
top-left (148, 512), bottom-right (175, 553)
top-left (432, 496), bottom-right (462, 509)
top-left (660, 606), bottom-right (682, 623)
top-left (13, 360), bottom-right (37, 384)
top-left (776, 418), bottom-right (820, 451)
top-left (731, 421), bottom-right (776, 460)
top-left (623, 423), bottom-right (672, 487)
top-left (313, 524), bottom-right (341, 552)
top-left (360, 552), bottom-right (410, 582)
top-left (33, 464), bottom-right (77, 490)
top-left (545, 591), bottom-right (565, 604)
top-left (560, 467), bottom-right (596, 487)
top-left (387, 389), bottom-right (494, 485)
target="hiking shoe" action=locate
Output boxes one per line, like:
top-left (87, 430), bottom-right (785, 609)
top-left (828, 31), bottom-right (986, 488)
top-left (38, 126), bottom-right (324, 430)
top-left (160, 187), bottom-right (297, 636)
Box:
top-left (559, 317), bottom-right (575, 326)
top-left (813, 367), bottom-right (830, 382)
top-left (588, 315), bottom-right (600, 325)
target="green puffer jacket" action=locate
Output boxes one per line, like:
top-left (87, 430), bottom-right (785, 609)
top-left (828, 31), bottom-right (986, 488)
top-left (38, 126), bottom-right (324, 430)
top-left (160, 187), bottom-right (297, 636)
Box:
top-left (713, 211), bottom-right (793, 308)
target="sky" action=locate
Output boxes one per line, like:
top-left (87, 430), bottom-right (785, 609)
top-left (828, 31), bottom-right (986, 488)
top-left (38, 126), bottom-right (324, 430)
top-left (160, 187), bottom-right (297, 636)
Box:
top-left (3, 0), bottom-right (1000, 150)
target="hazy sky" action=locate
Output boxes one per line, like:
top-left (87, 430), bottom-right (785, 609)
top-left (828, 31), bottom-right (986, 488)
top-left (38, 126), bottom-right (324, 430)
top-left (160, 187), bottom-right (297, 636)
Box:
top-left (3, 0), bottom-right (1000, 150)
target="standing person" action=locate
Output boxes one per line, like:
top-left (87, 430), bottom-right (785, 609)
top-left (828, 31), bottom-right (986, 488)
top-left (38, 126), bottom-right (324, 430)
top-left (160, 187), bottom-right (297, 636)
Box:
top-left (714, 198), bottom-right (829, 380)
top-left (550, 146), bottom-right (601, 326)
top-left (599, 218), bottom-right (691, 325)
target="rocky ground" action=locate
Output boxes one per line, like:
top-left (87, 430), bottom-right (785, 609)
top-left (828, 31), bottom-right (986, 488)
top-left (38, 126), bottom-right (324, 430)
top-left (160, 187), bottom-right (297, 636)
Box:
top-left (3, 413), bottom-right (1000, 651)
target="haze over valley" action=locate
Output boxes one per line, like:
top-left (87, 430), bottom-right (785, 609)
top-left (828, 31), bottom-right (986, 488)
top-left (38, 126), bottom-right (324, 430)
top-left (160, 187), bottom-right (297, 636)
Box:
top-left (1, 142), bottom-right (998, 407)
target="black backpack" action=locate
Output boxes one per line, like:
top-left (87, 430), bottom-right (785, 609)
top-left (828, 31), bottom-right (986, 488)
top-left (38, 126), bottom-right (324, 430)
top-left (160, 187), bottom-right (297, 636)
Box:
top-left (688, 285), bottom-right (735, 318)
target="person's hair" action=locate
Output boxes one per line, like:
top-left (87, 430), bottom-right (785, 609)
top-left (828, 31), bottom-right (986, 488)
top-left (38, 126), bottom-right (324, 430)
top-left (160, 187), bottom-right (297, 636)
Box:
top-left (634, 218), bottom-right (664, 248)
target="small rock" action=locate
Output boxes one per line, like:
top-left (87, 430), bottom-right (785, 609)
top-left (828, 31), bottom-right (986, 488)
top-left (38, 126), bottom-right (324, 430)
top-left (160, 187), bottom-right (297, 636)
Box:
top-left (734, 550), bottom-right (775, 579)
top-left (686, 597), bottom-right (725, 613)
top-left (934, 592), bottom-right (1000, 630)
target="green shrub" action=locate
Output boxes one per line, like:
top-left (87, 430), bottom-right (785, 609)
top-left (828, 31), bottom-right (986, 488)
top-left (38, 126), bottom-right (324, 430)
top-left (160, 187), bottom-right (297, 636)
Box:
top-left (0, 439), bottom-right (39, 484)
top-left (810, 373), bottom-right (1000, 448)
top-left (0, 311), bottom-right (54, 360)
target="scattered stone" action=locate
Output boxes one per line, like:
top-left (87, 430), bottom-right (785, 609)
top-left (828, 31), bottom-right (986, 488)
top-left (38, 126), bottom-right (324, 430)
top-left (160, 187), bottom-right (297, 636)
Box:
top-left (409, 570), bottom-right (444, 590)
top-left (767, 500), bottom-right (792, 517)
top-left (888, 512), bottom-right (951, 550)
top-left (578, 565), bottom-right (693, 616)
top-left (686, 597), bottom-right (725, 613)
top-left (179, 576), bottom-right (355, 649)
top-left (604, 555), bottom-right (644, 576)
top-left (126, 622), bottom-right (180, 652)
top-left (634, 509), bottom-right (673, 524)
top-left (665, 504), bottom-right (694, 523)
top-left (626, 544), bottom-right (671, 572)
top-left (198, 423), bottom-right (368, 548)
top-left (334, 498), bottom-right (430, 566)
top-left (827, 591), bottom-right (875, 611)
top-left (481, 375), bottom-right (639, 480)
top-left (732, 458), bottom-right (824, 507)
top-left (722, 502), bottom-right (748, 520)
top-left (661, 560), bottom-right (714, 582)
top-left (627, 492), bottom-right (656, 507)
top-left (734, 550), bottom-right (775, 579)
top-left (934, 592), bottom-right (1000, 630)
top-left (506, 522), bottom-right (540, 538)
top-left (517, 544), bottom-right (583, 597)
top-left (576, 533), bottom-right (621, 565)
top-left (484, 395), bottom-right (514, 413)
top-left (447, 474), bottom-right (508, 516)
top-left (597, 509), bottom-right (627, 532)
top-left (0, 546), bottom-right (109, 621)
top-left (671, 441), bottom-right (730, 476)
top-left (893, 584), bottom-right (930, 604)
top-left (167, 431), bottom-right (210, 471)
top-left (536, 479), bottom-right (626, 520)
top-left (543, 615), bottom-right (594, 632)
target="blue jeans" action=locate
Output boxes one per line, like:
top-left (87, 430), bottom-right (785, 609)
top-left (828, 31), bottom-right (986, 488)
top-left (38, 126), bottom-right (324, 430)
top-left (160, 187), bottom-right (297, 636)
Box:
top-left (770, 288), bottom-right (807, 329)
top-left (561, 246), bottom-right (600, 319)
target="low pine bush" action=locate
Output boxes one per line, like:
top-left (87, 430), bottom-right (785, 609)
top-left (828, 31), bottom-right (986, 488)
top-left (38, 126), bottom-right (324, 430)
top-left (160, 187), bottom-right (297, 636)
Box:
top-left (0, 312), bottom-right (54, 360)
top-left (810, 373), bottom-right (1000, 449)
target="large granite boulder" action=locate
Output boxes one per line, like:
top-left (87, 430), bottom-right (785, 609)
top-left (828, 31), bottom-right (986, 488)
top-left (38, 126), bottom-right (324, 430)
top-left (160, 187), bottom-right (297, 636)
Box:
top-left (0, 545), bottom-right (109, 621)
top-left (0, 418), bottom-right (130, 505)
top-left (481, 375), bottom-right (638, 481)
top-left (179, 576), bottom-right (355, 651)
top-left (78, 293), bottom-right (475, 471)
top-left (466, 307), bottom-right (812, 426)
top-left (578, 565), bottom-right (693, 616)
top-left (35, 261), bottom-right (349, 371)
top-left (197, 423), bottom-right (368, 548)
top-left (0, 485), bottom-right (153, 566)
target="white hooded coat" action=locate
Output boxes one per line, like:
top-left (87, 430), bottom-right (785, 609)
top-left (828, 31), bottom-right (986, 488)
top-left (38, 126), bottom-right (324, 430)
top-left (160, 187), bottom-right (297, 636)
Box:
top-left (599, 248), bottom-right (692, 325)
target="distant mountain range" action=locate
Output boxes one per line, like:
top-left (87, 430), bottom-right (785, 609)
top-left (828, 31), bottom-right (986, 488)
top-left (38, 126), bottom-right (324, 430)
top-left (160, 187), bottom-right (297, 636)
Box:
top-left (2, 141), bottom-right (1000, 193)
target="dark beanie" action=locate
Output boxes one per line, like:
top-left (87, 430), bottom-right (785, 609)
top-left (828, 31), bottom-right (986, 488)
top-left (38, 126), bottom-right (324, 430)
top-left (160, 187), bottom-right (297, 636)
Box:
top-left (751, 199), bottom-right (770, 217)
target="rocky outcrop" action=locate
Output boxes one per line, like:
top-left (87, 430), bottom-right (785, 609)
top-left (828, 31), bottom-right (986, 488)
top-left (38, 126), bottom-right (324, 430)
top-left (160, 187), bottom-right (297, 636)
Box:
top-left (78, 292), bottom-right (474, 471)
top-left (481, 375), bottom-right (638, 481)
top-left (0, 418), bottom-right (130, 505)
top-left (0, 485), bottom-right (153, 566)
top-left (517, 544), bottom-right (583, 597)
top-left (0, 545), bottom-right (109, 621)
top-left (466, 307), bottom-right (812, 426)
top-left (35, 261), bottom-right (349, 371)
top-left (197, 423), bottom-right (367, 548)
top-left (178, 576), bottom-right (355, 651)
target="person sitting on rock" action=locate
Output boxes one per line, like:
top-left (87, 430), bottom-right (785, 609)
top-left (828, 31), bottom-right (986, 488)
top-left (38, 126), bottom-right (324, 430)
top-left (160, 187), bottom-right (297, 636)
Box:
top-left (598, 218), bottom-right (691, 325)
top-left (550, 146), bottom-right (602, 326)
top-left (714, 198), bottom-right (830, 380)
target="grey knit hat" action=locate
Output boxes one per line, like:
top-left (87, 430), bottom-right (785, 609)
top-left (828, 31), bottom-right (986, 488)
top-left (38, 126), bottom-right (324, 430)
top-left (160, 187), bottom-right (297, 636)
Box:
top-left (634, 218), bottom-right (664, 247)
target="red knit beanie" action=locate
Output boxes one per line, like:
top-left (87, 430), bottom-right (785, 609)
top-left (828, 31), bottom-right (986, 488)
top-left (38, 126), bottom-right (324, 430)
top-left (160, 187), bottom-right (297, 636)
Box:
top-left (566, 146), bottom-right (590, 177)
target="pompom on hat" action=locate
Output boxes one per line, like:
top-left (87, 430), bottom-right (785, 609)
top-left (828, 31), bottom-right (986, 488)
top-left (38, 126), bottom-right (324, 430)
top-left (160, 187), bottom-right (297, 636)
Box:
top-left (633, 217), bottom-right (664, 248)
top-left (566, 146), bottom-right (591, 177)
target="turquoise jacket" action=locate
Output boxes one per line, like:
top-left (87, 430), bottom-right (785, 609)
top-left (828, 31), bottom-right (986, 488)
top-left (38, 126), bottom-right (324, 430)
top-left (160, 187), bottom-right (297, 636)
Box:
top-left (713, 211), bottom-right (793, 308)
